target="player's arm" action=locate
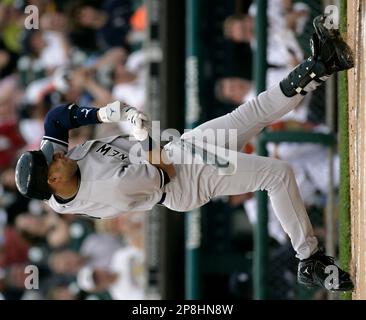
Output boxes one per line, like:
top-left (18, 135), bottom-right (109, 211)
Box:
top-left (43, 103), bottom-right (101, 149)
top-left (99, 102), bottom-right (176, 179)
top-left (43, 101), bottom-right (145, 147)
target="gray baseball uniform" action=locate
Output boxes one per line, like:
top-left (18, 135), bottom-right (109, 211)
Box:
top-left (43, 84), bottom-right (318, 260)
top-left (47, 136), bottom-right (165, 218)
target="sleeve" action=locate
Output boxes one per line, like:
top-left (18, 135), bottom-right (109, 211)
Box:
top-left (43, 103), bottom-right (101, 148)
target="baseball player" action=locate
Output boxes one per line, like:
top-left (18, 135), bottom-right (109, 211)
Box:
top-left (15, 16), bottom-right (354, 292)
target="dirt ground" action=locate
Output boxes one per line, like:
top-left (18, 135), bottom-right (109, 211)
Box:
top-left (347, 0), bottom-right (366, 300)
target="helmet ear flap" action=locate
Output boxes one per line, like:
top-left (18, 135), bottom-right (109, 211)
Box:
top-left (15, 150), bottom-right (52, 200)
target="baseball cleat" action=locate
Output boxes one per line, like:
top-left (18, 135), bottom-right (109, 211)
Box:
top-left (279, 14), bottom-right (354, 97)
top-left (297, 249), bottom-right (354, 292)
top-left (311, 14), bottom-right (354, 73)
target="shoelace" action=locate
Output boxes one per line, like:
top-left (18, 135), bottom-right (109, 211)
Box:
top-left (315, 250), bottom-right (335, 265)
top-left (316, 251), bottom-right (351, 282)
top-left (320, 254), bottom-right (335, 265)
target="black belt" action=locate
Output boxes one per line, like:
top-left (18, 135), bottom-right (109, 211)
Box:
top-left (162, 168), bottom-right (170, 185)
top-left (156, 168), bottom-right (170, 206)
top-left (158, 167), bottom-right (170, 188)
top-left (157, 192), bottom-right (166, 206)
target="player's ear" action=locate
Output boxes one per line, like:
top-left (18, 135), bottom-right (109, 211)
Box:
top-left (47, 174), bottom-right (60, 186)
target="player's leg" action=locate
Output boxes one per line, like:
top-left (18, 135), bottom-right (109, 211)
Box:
top-left (181, 83), bottom-right (308, 151)
top-left (203, 151), bottom-right (353, 291)
top-left (182, 84), bottom-right (305, 151)
top-left (206, 152), bottom-right (318, 260)
top-left (182, 15), bottom-right (354, 151)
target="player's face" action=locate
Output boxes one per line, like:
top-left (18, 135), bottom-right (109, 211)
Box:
top-left (48, 152), bottom-right (78, 182)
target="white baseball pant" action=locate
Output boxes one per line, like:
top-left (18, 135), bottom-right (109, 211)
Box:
top-left (163, 84), bottom-right (319, 260)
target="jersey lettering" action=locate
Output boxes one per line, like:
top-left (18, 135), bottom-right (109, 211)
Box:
top-left (95, 143), bottom-right (128, 161)
top-left (110, 149), bottom-right (120, 157)
top-left (118, 153), bottom-right (128, 161)
top-left (96, 144), bottom-right (111, 155)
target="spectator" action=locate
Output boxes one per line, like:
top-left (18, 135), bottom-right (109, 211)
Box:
top-left (215, 77), bottom-right (253, 105)
top-left (0, 39), bottom-right (19, 79)
top-left (18, 29), bottom-right (69, 87)
top-left (0, 0), bottom-right (147, 300)
top-left (68, 0), bottom-right (133, 51)
top-left (48, 233), bottom-right (123, 276)
top-left (0, 167), bottom-right (30, 226)
top-left (112, 49), bottom-right (147, 110)
top-left (223, 1), bottom-right (308, 70)
top-left (15, 211), bottom-right (70, 248)
top-left (77, 244), bottom-right (145, 300)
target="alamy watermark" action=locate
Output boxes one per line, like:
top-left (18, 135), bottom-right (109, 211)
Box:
top-left (24, 265), bottom-right (39, 290)
top-left (24, 5), bottom-right (39, 29)
top-left (324, 265), bottom-right (340, 290)
top-left (126, 122), bottom-right (239, 176)
top-left (324, 5), bottom-right (339, 30)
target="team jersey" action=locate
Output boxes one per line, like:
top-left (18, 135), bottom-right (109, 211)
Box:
top-left (42, 104), bottom-right (165, 218)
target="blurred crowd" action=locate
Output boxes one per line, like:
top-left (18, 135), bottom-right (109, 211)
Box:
top-left (0, 0), bottom-right (148, 300)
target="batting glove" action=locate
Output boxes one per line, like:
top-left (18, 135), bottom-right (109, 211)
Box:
top-left (98, 101), bottom-right (150, 141)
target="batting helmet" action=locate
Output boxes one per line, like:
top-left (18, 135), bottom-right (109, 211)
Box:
top-left (15, 141), bottom-right (54, 200)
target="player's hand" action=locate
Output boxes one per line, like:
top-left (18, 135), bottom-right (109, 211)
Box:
top-left (98, 101), bottom-right (149, 124)
top-left (132, 126), bottom-right (149, 141)
top-left (127, 108), bottom-right (150, 141)
top-left (98, 101), bottom-right (150, 141)
top-left (128, 110), bottom-right (149, 130)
